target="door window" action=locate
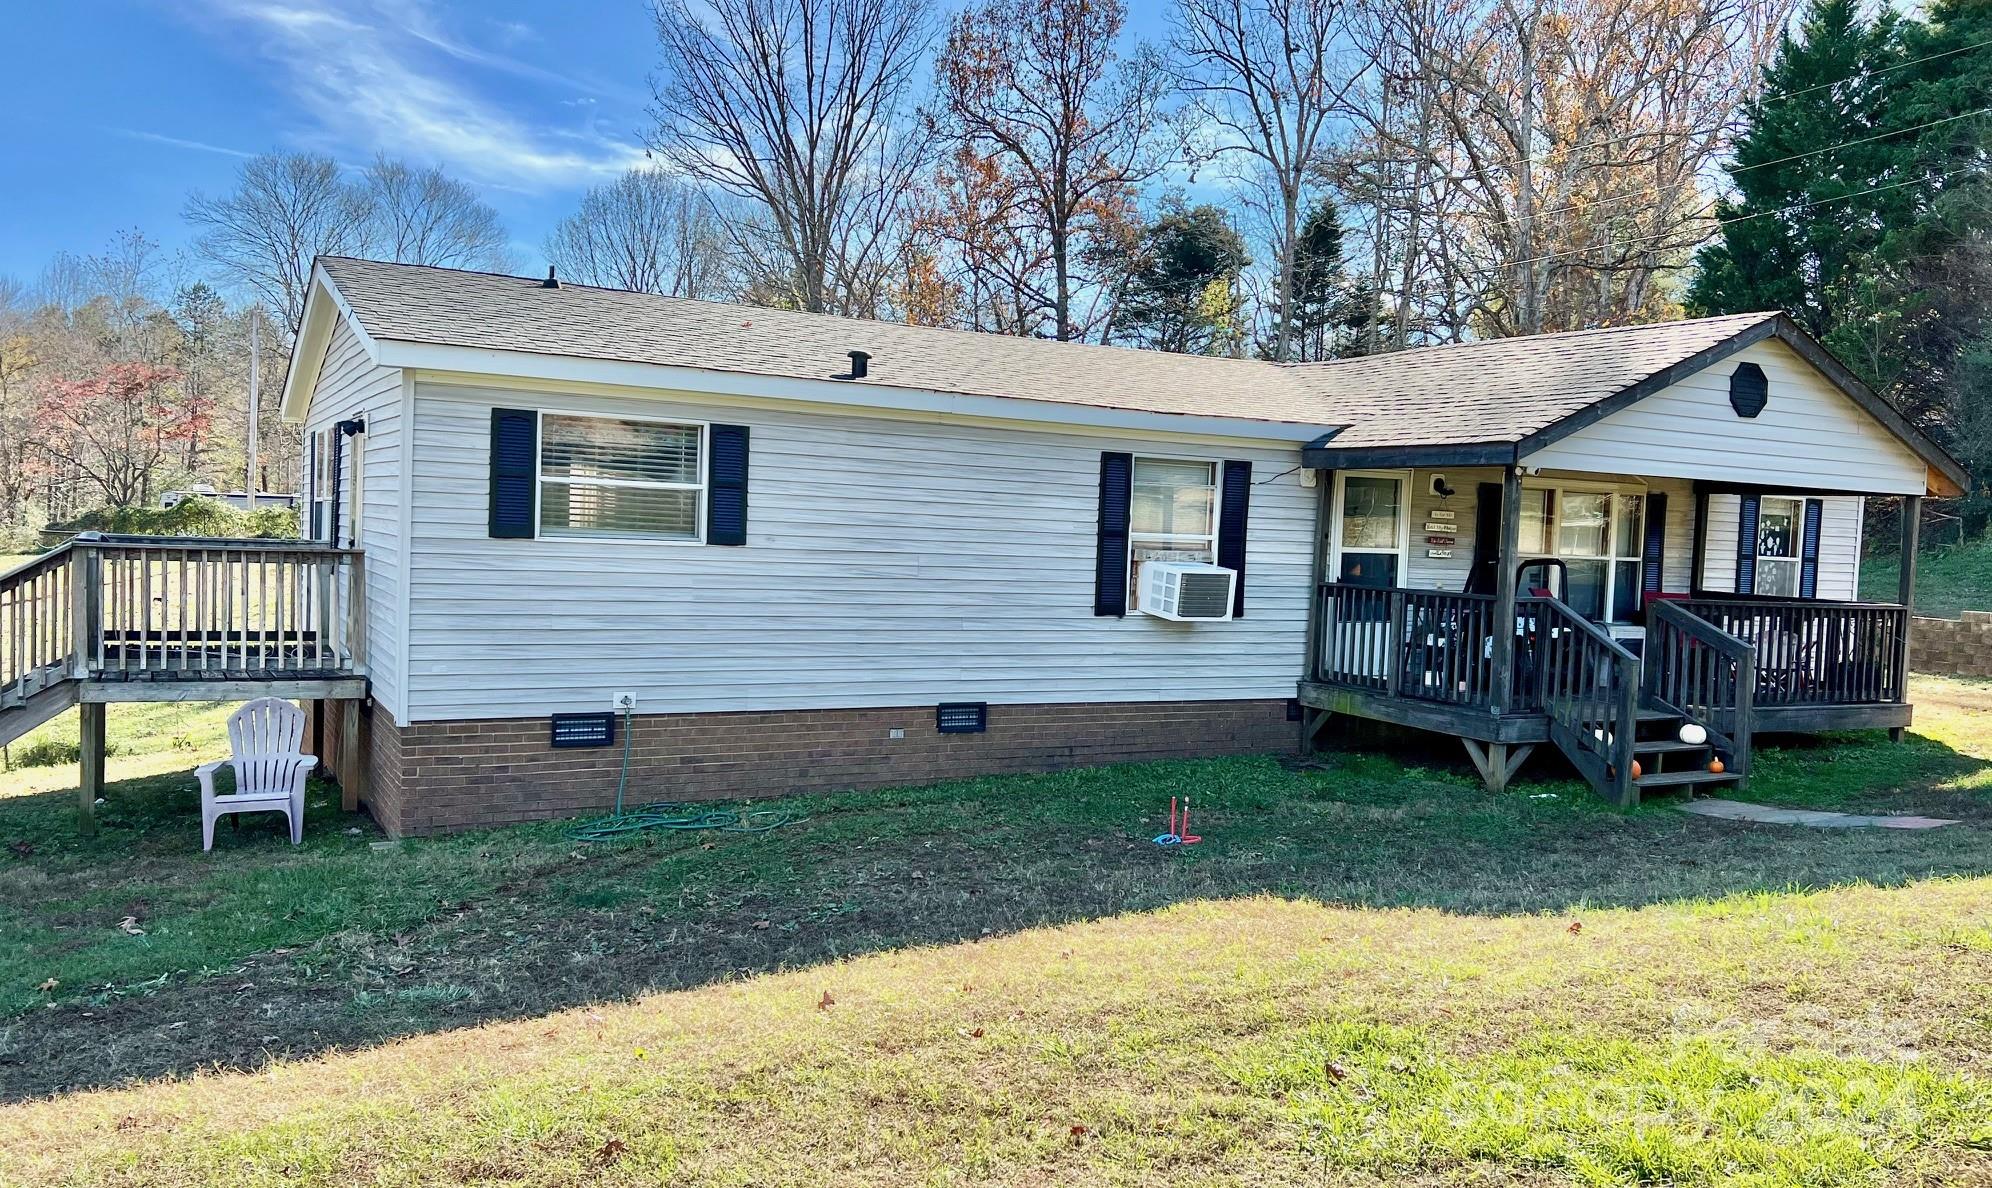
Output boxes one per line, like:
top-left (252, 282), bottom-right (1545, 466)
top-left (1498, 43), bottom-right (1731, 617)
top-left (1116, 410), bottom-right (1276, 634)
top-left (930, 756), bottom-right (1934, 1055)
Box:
top-left (1334, 473), bottom-right (1406, 588)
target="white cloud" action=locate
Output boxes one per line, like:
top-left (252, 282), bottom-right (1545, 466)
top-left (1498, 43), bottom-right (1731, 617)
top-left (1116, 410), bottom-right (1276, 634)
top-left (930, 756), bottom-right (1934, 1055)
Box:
top-left (110, 129), bottom-right (256, 159)
top-left (198, 0), bottom-right (647, 189)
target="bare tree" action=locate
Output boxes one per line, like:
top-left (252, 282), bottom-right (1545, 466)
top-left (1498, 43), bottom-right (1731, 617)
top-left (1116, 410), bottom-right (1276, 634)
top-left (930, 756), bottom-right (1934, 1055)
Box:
top-left (646, 0), bottom-right (933, 315)
top-left (545, 169), bottom-right (735, 297)
top-left (184, 153), bottom-right (371, 337)
top-left (358, 155), bottom-right (513, 272)
top-left (1172, 0), bottom-right (1364, 361)
top-left (929, 0), bottom-right (1174, 341)
top-left (1345, 0), bottom-right (1790, 339)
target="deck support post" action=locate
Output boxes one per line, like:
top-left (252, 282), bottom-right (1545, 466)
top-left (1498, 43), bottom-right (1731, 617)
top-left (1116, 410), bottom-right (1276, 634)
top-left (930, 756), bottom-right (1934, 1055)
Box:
top-left (1462, 739), bottom-right (1534, 793)
top-left (1892, 494), bottom-right (1922, 743)
top-left (1488, 465), bottom-right (1524, 716)
top-left (337, 699), bottom-right (366, 812)
top-left (77, 701), bottom-right (105, 837)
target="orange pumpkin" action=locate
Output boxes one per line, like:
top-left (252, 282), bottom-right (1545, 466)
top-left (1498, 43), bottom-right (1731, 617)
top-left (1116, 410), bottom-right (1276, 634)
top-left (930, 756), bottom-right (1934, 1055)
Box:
top-left (1708, 757), bottom-right (1726, 774)
top-left (1630, 760), bottom-right (1643, 780)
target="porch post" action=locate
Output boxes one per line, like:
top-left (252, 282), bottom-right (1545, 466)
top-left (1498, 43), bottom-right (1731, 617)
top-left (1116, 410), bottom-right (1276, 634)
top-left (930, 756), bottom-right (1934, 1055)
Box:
top-left (1299, 472), bottom-right (1333, 753)
top-left (77, 701), bottom-right (104, 837)
top-left (1489, 465), bottom-right (1524, 715)
top-left (1892, 494), bottom-right (1922, 741)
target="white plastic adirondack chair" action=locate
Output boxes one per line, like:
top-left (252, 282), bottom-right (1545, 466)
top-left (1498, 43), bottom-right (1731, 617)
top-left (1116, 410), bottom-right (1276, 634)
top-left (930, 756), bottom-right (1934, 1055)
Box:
top-left (196, 698), bottom-right (317, 851)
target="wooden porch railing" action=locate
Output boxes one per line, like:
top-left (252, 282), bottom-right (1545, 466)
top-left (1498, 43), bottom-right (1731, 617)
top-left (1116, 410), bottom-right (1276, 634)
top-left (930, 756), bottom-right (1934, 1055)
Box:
top-left (1676, 598), bottom-right (1908, 708)
top-left (1314, 582), bottom-right (1503, 709)
top-left (2, 536), bottom-right (363, 704)
top-left (1643, 600), bottom-right (1754, 780)
top-left (1533, 596), bottom-right (1640, 806)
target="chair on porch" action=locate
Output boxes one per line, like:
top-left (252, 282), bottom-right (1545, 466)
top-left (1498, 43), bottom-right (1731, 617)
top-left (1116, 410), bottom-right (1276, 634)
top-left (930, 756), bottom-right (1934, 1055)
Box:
top-left (196, 697), bottom-right (318, 851)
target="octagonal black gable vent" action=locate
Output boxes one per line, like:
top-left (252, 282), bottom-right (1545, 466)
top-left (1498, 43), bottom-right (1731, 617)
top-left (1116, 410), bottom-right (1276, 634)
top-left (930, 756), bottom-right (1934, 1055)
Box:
top-left (1729, 362), bottom-right (1769, 418)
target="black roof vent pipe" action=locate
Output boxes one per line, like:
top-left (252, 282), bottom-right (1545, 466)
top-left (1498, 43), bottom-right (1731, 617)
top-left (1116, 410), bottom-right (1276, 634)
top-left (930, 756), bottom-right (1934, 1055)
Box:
top-left (542, 266), bottom-right (560, 289)
top-left (848, 350), bottom-right (870, 379)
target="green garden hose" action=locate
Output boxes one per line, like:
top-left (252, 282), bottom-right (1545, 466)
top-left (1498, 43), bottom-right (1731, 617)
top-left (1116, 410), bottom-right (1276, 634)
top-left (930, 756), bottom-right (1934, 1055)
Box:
top-left (567, 705), bottom-right (805, 842)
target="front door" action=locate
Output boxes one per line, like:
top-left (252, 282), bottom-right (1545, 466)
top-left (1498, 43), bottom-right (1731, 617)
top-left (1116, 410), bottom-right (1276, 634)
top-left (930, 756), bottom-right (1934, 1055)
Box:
top-left (1330, 470), bottom-right (1409, 588)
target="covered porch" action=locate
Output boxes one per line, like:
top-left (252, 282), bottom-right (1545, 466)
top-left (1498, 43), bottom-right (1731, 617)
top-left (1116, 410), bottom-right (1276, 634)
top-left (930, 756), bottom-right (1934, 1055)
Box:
top-left (1296, 460), bottom-right (1929, 806)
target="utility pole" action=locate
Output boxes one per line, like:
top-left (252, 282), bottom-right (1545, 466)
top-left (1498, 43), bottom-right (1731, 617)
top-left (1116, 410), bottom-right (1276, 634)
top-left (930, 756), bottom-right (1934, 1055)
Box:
top-left (246, 308), bottom-right (260, 511)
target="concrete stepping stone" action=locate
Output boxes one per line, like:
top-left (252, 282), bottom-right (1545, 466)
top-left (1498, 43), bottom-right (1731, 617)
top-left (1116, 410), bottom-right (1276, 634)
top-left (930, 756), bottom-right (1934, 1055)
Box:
top-left (1679, 798), bottom-right (1959, 829)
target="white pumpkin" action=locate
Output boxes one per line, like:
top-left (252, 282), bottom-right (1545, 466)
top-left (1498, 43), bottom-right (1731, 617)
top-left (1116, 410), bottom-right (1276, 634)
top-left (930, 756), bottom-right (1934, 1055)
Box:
top-left (1679, 723), bottom-right (1708, 746)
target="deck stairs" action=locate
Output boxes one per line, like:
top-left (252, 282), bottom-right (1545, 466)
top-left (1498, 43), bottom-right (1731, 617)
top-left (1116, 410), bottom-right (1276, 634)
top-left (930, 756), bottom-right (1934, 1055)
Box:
top-left (0, 666), bottom-right (78, 750)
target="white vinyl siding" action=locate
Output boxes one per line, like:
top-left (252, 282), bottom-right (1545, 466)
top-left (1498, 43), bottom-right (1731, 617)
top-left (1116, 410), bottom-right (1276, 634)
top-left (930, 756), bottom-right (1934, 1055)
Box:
top-left (1397, 470), bottom-right (1696, 598)
top-left (1522, 340), bottom-right (1929, 495)
top-left (303, 318), bottom-right (406, 721)
top-left (402, 382), bottom-right (1316, 721)
top-left (1700, 493), bottom-right (1864, 600)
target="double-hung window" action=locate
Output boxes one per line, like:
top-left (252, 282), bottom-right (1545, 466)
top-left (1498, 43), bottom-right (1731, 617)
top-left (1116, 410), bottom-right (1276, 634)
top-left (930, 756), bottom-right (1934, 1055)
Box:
top-left (1128, 458), bottom-right (1217, 611)
top-left (538, 413), bottom-right (705, 541)
top-left (1755, 496), bottom-right (1802, 597)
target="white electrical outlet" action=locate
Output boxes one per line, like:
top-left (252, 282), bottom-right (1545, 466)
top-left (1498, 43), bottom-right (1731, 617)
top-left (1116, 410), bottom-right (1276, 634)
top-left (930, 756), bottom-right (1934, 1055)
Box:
top-left (612, 692), bottom-right (638, 711)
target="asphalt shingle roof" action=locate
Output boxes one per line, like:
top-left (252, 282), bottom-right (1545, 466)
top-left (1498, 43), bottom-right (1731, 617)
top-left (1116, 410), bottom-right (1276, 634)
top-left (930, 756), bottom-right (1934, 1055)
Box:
top-left (319, 257), bottom-right (1777, 447)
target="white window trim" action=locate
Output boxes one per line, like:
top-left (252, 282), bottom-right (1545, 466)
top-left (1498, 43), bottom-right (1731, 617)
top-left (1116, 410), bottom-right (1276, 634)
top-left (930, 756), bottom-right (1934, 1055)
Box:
top-left (1754, 494), bottom-right (1805, 596)
top-left (1328, 469), bottom-right (1411, 586)
top-left (1516, 478), bottom-right (1647, 624)
top-left (534, 407), bottom-right (710, 545)
top-left (1126, 455), bottom-right (1224, 609)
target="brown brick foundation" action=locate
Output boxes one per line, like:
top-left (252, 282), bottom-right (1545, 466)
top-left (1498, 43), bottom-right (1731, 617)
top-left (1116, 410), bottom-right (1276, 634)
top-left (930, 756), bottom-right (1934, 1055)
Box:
top-left (362, 699), bottom-right (1297, 837)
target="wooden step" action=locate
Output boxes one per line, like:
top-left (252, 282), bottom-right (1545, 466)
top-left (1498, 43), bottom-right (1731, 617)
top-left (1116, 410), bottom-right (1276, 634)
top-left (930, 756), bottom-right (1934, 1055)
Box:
top-left (1635, 708), bottom-right (1679, 723)
top-left (1634, 739), bottom-right (1711, 755)
top-left (1634, 769), bottom-right (1742, 790)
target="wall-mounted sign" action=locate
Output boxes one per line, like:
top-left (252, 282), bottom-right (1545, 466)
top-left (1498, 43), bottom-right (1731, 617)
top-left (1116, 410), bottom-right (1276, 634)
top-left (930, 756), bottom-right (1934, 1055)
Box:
top-left (1426, 535), bottom-right (1457, 546)
top-left (1427, 548), bottom-right (1454, 559)
top-left (1422, 523), bottom-right (1454, 533)
top-left (1429, 509), bottom-right (1456, 521)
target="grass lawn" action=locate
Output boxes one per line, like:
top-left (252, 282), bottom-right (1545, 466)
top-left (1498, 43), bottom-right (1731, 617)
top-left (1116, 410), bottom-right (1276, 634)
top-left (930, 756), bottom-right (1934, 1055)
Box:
top-left (1861, 533), bottom-right (1992, 618)
top-left (1, 679), bottom-right (1990, 1185)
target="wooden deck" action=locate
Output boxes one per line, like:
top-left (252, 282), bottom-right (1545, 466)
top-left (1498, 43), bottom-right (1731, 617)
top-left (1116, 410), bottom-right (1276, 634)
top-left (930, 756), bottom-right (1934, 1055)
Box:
top-left (1, 535), bottom-right (368, 832)
top-left (1299, 580), bottom-right (1915, 803)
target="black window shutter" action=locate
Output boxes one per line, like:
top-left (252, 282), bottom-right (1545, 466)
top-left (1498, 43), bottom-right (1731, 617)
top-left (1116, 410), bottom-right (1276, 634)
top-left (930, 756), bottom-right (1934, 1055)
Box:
top-left (488, 408), bottom-right (538, 539)
top-left (1464, 481), bottom-right (1503, 596)
top-left (1640, 491), bottom-right (1668, 604)
top-left (1095, 452), bottom-right (1133, 617)
top-left (1217, 460), bottom-right (1252, 616)
top-left (708, 424), bottom-right (750, 546)
top-left (1735, 492), bottom-right (1760, 594)
top-left (1798, 498), bottom-right (1824, 598)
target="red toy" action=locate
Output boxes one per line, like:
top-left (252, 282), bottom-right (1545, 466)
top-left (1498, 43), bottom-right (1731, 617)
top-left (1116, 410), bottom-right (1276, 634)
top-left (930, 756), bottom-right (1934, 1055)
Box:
top-left (1153, 796), bottom-right (1203, 847)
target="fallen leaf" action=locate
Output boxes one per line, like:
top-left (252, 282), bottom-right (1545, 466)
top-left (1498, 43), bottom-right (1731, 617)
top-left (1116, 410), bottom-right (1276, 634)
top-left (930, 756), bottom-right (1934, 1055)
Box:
top-left (752, 920), bottom-right (771, 930)
top-left (36, 978), bottom-right (57, 993)
top-left (1324, 1061), bottom-right (1350, 1082)
top-left (9, 841), bottom-right (34, 857)
top-left (595, 1138), bottom-right (627, 1165)
top-left (1069, 1124), bottom-right (1089, 1138)
top-left (818, 990), bottom-right (835, 1011)
top-left (117, 916), bottom-right (146, 936)
top-left (1567, 920), bottom-right (1583, 935)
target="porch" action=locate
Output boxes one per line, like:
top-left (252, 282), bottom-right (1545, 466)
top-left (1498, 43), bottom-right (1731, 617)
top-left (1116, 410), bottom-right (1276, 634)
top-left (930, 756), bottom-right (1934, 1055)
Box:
top-left (0, 535), bottom-right (368, 832)
top-left (1297, 466), bottom-right (1925, 806)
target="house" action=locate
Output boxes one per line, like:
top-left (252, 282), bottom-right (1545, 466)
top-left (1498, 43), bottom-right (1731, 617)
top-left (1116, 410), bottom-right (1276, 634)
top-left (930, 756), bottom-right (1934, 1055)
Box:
top-left (0, 257), bottom-right (1965, 837)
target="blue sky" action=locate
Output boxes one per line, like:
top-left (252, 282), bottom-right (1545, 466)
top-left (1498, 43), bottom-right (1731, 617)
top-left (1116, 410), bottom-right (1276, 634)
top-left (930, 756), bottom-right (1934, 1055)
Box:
top-left (3, 1), bottom-right (1182, 295)
top-left (1, 0), bottom-right (664, 285)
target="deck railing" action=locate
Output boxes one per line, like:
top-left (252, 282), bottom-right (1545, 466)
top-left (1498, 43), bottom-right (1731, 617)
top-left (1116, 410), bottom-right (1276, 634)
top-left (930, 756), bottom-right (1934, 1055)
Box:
top-left (0, 550), bottom-right (78, 707)
top-left (1643, 600), bottom-right (1754, 778)
top-left (1, 536), bottom-right (363, 703)
top-left (1314, 582), bottom-right (1502, 709)
top-left (1533, 596), bottom-right (1640, 806)
top-left (1676, 598), bottom-right (1908, 708)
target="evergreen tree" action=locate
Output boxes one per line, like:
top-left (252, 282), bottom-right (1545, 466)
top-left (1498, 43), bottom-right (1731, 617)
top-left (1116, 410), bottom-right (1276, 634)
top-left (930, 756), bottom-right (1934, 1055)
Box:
top-left (1114, 202), bottom-right (1251, 355)
top-left (1687, 0), bottom-right (1911, 334)
top-left (1281, 201), bottom-right (1349, 362)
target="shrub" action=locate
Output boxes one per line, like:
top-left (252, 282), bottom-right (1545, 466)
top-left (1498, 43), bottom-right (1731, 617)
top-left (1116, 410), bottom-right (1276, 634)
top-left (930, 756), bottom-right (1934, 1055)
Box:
top-left (49, 497), bottom-right (301, 542)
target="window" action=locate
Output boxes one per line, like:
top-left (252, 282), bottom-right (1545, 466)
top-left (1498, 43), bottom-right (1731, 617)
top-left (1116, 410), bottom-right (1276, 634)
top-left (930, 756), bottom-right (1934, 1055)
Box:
top-left (1519, 487), bottom-right (1645, 622)
top-left (1331, 472), bottom-right (1407, 588)
top-left (539, 413), bottom-right (704, 541)
top-left (1128, 458), bottom-right (1217, 611)
top-left (308, 430), bottom-right (331, 542)
top-left (1756, 496), bottom-right (1801, 597)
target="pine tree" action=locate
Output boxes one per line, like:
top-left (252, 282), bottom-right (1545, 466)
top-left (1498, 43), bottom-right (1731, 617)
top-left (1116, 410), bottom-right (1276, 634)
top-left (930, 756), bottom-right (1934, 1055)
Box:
top-left (1113, 202), bottom-right (1251, 355)
top-left (1280, 202), bottom-right (1349, 362)
top-left (1687, 0), bottom-right (1911, 335)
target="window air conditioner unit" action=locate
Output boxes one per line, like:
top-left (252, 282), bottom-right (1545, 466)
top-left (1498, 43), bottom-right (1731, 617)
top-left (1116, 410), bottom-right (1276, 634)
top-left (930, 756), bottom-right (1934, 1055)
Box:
top-left (1139, 562), bottom-right (1237, 622)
